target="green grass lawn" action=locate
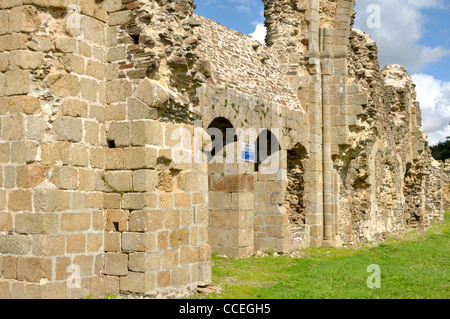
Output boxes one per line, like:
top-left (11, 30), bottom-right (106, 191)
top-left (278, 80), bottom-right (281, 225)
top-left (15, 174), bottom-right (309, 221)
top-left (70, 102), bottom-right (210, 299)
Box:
top-left (198, 212), bottom-right (450, 299)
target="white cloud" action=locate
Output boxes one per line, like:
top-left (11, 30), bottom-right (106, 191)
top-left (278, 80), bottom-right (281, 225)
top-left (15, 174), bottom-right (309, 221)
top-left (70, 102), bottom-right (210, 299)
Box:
top-left (407, 0), bottom-right (445, 9)
top-left (250, 22), bottom-right (266, 44)
top-left (354, 0), bottom-right (450, 72)
top-left (354, 0), bottom-right (450, 144)
top-left (411, 73), bottom-right (450, 145)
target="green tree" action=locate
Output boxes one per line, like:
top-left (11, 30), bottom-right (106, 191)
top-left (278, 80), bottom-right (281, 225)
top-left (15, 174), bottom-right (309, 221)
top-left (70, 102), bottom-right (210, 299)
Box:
top-left (430, 136), bottom-right (450, 161)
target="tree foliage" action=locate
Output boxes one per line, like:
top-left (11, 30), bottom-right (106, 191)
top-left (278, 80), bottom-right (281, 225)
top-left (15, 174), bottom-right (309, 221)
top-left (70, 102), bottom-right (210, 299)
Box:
top-left (430, 136), bottom-right (450, 161)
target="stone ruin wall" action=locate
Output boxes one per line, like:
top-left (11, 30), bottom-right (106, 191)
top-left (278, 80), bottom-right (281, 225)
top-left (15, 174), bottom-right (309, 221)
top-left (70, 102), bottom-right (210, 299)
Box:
top-left (443, 160), bottom-right (450, 211)
top-left (0, 0), bottom-right (445, 299)
top-left (0, 0), bottom-right (213, 299)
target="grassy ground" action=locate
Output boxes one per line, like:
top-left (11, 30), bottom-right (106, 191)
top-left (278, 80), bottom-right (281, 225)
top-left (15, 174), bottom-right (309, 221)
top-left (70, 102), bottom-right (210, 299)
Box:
top-left (198, 212), bottom-right (450, 299)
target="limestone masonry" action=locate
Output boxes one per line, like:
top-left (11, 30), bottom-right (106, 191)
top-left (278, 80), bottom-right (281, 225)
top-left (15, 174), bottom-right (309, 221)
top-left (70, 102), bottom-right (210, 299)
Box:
top-left (0, 0), bottom-right (446, 298)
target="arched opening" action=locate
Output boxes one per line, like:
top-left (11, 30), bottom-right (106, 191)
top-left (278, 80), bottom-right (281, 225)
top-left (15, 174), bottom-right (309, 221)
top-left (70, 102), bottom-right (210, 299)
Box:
top-left (254, 129), bottom-right (281, 172)
top-left (206, 117), bottom-right (236, 158)
top-left (284, 143), bottom-right (309, 249)
top-left (285, 143), bottom-right (307, 226)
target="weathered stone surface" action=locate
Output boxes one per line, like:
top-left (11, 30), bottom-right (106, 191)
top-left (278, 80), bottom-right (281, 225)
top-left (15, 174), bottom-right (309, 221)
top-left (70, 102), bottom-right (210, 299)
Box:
top-left (134, 78), bottom-right (169, 108)
top-left (4, 70), bottom-right (30, 96)
top-left (0, 0), bottom-right (444, 301)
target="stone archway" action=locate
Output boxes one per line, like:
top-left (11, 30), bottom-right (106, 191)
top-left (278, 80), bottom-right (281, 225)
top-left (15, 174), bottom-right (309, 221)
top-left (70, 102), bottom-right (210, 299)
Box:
top-left (205, 117), bottom-right (254, 257)
top-left (285, 143), bottom-right (309, 249)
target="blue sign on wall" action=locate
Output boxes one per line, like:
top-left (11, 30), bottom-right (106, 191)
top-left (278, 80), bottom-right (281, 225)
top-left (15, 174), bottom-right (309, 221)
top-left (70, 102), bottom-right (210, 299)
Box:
top-left (241, 143), bottom-right (255, 162)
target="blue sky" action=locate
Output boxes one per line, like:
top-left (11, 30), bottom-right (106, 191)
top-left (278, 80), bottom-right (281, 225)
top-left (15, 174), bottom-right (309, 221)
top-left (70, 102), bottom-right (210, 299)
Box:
top-left (194, 0), bottom-right (450, 145)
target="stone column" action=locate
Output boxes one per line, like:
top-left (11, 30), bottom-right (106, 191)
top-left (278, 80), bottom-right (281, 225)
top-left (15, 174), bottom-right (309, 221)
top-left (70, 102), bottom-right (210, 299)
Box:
top-left (208, 142), bottom-right (255, 257)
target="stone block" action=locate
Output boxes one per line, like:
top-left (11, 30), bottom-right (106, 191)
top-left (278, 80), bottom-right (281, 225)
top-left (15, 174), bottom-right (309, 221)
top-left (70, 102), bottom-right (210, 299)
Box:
top-left (14, 213), bottom-right (58, 235)
top-left (86, 60), bottom-right (105, 80)
top-left (0, 53), bottom-right (8, 71)
top-left (105, 0), bottom-right (122, 13)
top-left (171, 266), bottom-right (190, 286)
top-left (25, 116), bottom-right (47, 140)
top-left (108, 10), bottom-right (131, 26)
top-left (0, 212), bottom-right (12, 232)
top-left (122, 193), bottom-right (157, 210)
top-left (91, 210), bottom-right (104, 230)
top-left (82, 15), bottom-right (105, 44)
top-left (83, 121), bottom-right (99, 145)
top-left (131, 120), bottom-right (163, 147)
top-left (16, 164), bottom-right (44, 188)
top-left (17, 257), bottom-right (52, 283)
top-left (104, 253), bottom-right (128, 276)
top-left (73, 254), bottom-right (94, 277)
top-left (128, 251), bottom-right (162, 272)
top-left (9, 189), bottom-right (32, 211)
top-left (0, 72), bottom-right (3, 97)
top-left (107, 46), bottom-right (126, 62)
top-left (128, 210), bottom-right (163, 232)
top-left (61, 99), bottom-right (88, 118)
top-left (164, 210), bottom-right (180, 229)
top-left (107, 122), bottom-right (131, 147)
top-left (0, 282), bottom-right (11, 299)
top-left (0, 10), bottom-right (8, 36)
top-left (30, 233), bottom-right (66, 257)
top-left (180, 246), bottom-right (199, 265)
top-left (2, 255), bottom-right (17, 279)
top-left (0, 34), bottom-right (28, 51)
top-left (134, 78), bottom-right (169, 108)
top-left (177, 172), bottom-right (198, 192)
top-left (60, 213), bottom-right (91, 232)
top-left (0, 142), bottom-right (10, 163)
top-left (175, 193), bottom-right (191, 208)
top-left (104, 231), bottom-right (121, 252)
top-left (33, 190), bottom-right (71, 212)
top-left (9, 5), bottom-right (41, 33)
top-left (127, 97), bottom-right (159, 120)
top-left (158, 231), bottom-right (169, 250)
top-left (10, 140), bottom-right (37, 163)
top-left (132, 169), bottom-right (158, 192)
top-left (9, 51), bottom-right (43, 70)
top-left (106, 80), bottom-right (132, 104)
top-left (2, 114), bottom-right (24, 141)
top-left (4, 70), bottom-right (30, 96)
top-left (66, 233), bottom-right (86, 254)
top-left (123, 147), bottom-right (157, 169)
top-left (105, 103), bottom-right (126, 121)
top-left (48, 74), bottom-right (80, 97)
top-left (120, 272), bottom-right (155, 294)
top-left (0, 0), bottom-right (23, 9)
top-left (162, 249), bottom-right (179, 269)
top-left (104, 148), bottom-right (124, 170)
top-left (49, 166), bottom-right (77, 189)
top-left (121, 232), bottom-right (156, 252)
top-left (104, 171), bottom-right (132, 192)
top-left (157, 271), bottom-right (171, 288)
top-left (0, 235), bottom-right (31, 255)
top-left (170, 229), bottom-right (190, 248)
top-left (80, 77), bottom-right (98, 102)
top-left (55, 36), bottom-right (77, 53)
top-left (53, 116), bottom-right (83, 142)
top-left (77, 168), bottom-right (96, 191)
top-left (103, 193), bottom-right (121, 209)
top-left (90, 147), bottom-right (105, 168)
top-left (105, 209), bottom-right (129, 231)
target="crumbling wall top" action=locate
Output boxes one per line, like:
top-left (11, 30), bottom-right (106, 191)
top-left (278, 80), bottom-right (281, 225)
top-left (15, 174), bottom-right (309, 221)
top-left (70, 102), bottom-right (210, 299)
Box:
top-left (193, 14), bottom-right (302, 110)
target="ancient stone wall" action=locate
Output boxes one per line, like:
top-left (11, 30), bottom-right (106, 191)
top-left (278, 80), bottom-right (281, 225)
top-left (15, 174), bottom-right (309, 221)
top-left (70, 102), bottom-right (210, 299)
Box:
top-left (443, 160), bottom-right (450, 211)
top-left (0, 0), bottom-right (445, 299)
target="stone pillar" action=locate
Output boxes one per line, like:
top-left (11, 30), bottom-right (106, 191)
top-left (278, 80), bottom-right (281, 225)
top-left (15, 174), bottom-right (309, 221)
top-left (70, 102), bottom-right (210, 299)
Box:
top-left (305, 0), bottom-right (324, 247)
top-left (321, 27), bottom-right (334, 246)
top-left (207, 142), bottom-right (254, 257)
